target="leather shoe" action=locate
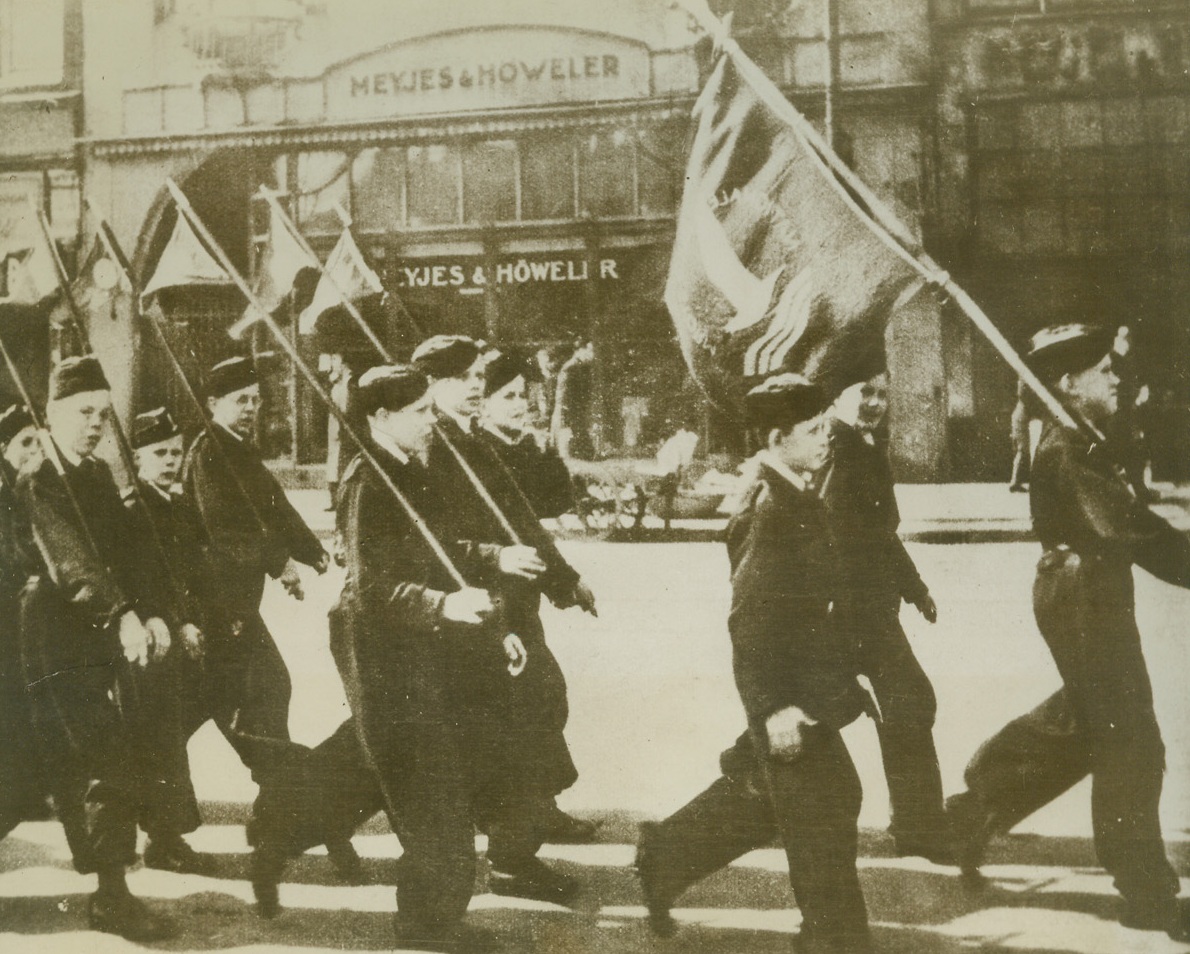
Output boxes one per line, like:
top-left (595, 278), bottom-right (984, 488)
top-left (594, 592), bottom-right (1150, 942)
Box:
top-left (894, 833), bottom-right (957, 867)
top-left (635, 822), bottom-right (678, 938)
top-left (544, 804), bottom-right (600, 845)
top-left (144, 836), bottom-right (215, 876)
top-left (251, 845), bottom-right (287, 919)
top-left (489, 858), bottom-right (579, 906)
top-left (1121, 897), bottom-right (1189, 941)
top-left (88, 891), bottom-right (176, 941)
top-left (946, 791), bottom-right (992, 886)
top-left (326, 837), bottom-right (364, 883)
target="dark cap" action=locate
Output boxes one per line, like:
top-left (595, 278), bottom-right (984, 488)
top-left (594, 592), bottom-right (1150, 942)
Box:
top-left (206, 356), bottom-right (258, 400)
top-left (745, 373), bottom-right (829, 432)
top-left (49, 355), bottom-right (110, 402)
top-left (1027, 324), bottom-right (1113, 382)
top-left (131, 407), bottom-right (180, 449)
top-left (410, 335), bottom-right (482, 379)
top-left (355, 364), bottom-right (429, 418)
top-left (0, 404), bottom-right (34, 448)
top-left (483, 351), bottom-right (534, 397)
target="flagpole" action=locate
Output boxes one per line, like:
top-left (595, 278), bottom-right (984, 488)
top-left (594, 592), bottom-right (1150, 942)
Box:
top-left (165, 178), bottom-right (470, 590)
top-left (83, 198), bottom-right (275, 538)
top-left (674, 0), bottom-right (1094, 441)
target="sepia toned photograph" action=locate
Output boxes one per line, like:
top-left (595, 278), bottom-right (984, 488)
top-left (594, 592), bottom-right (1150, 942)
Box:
top-left (0, 1), bottom-right (1188, 952)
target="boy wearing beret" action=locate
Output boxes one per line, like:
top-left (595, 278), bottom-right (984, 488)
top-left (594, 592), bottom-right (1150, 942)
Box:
top-left (948, 324), bottom-right (1190, 940)
top-left (636, 374), bottom-right (873, 954)
top-left (18, 357), bottom-right (175, 940)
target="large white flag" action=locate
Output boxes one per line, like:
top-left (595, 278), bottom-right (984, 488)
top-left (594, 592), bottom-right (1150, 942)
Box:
top-left (140, 211), bottom-right (233, 301)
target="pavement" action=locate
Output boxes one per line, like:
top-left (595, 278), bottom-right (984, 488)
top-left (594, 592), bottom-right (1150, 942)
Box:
top-left (3, 490), bottom-right (1190, 953)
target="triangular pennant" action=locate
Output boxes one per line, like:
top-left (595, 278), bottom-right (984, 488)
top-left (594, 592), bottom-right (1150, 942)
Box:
top-left (255, 205), bottom-right (318, 314)
top-left (2, 239), bottom-right (60, 305)
top-left (140, 212), bottom-right (233, 301)
top-left (298, 228), bottom-right (383, 335)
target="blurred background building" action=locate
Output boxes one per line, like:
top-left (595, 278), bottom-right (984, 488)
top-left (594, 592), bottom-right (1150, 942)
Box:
top-left (0, 0), bottom-right (1186, 482)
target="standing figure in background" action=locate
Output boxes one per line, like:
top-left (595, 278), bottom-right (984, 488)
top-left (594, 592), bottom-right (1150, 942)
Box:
top-left (948, 324), bottom-right (1190, 942)
top-left (1009, 379), bottom-right (1033, 493)
top-left (0, 404), bottom-right (46, 839)
top-left (478, 349), bottom-right (596, 844)
top-left (552, 340), bottom-right (595, 460)
top-left (636, 375), bottom-right (874, 954)
top-left (825, 371), bottom-right (952, 865)
top-left (19, 357), bottom-right (175, 940)
top-left (324, 352), bottom-right (352, 510)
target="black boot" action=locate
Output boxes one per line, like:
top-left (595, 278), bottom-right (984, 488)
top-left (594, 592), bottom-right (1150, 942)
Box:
top-left (635, 822), bottom-right (678, 938)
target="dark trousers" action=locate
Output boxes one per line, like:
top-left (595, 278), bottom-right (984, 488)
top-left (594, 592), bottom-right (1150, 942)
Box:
top-left (0, 626), bottom-right (44, 836)
top-left (28, 668), bottom-right (139, 874)
top-left (854, 612), bottom-right (947, 846)
top-left (645, 728), bottom-right (871, 953)
top-left (965, 550), bottom-right (1177, 909)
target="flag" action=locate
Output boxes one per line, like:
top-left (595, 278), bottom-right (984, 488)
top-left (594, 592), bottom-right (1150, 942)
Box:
top-left (665, 52), bottom-right (921, 419)
top-left (297, 227), bottom-right (383, 335)
top-left (228, 204), bottom-right (317, 339)
top-left (2, 239), bottom-right (59, 305)
top-left (140, 211), bottom-right (233, 301)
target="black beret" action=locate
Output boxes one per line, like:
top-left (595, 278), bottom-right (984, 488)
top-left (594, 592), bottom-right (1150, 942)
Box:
top-left (131, 407), bottom-right (180, 449)
top-left (745, 373), bottom-right (829, 432)
top-left (0, 404), bottom-right (34, 448)
top-left (1027, 324), bottom-right (1113, 382)
top-left (49, 355), bottom-right (110, 402)
top-left (483, 351), bottom-right (535, 397)
top-left (410, 335), bottom-right (482, 379)
top-left (207, 356), bottom-right (258, 399)
top-left (355, 364), bottom-right (429, 418)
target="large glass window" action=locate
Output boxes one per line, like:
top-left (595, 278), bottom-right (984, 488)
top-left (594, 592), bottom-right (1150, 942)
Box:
top-left (0, 0), bottom-right (64, 87)
top-left (407, 144), bottom-right (460, 227)
top-left (579, 130), bottom-right (635, 218)
top-left (352, 146), bottom-right (405, 233)
top-left (520, 135), bottom-right (575, 221)
top-left (462, 140), bottom-right (518, 224)
top-left (637, 125), bottom-right (683, 218)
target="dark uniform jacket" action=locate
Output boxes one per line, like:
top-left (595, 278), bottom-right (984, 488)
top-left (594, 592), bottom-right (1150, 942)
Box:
top-left (331, 442), bottom-right (505, 781)
top-left (182, 426), bottom-right (325, 609)
top-left (18, 450), bottom-right (164, 683)
top-left (726, 460), bottom-right (867, 734)
top-left (824, 422), bottom-right (928, 613)
top-left (1031, 422), bottom-right (1190, 586)
top-left (122, 481), bottom-right (220, 637)
top-left (477, 426), bottom-right (575, 520)
top-left (434, 414), bottom-right (579, 607)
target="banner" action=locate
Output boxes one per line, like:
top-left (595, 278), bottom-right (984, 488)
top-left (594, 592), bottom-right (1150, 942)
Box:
top-left (297, 227), bottom-right (383, 335)
top-left (665, 53), bottom-right (920, 419)
top-left (140, 212), bottom-right (233, 301)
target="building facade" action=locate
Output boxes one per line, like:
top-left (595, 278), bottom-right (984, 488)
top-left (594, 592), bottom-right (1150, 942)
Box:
top-left (1, 0), bottom-right (1183, 481)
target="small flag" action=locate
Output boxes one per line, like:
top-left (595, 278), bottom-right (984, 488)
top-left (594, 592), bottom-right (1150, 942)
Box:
top-left (297, 227), bottom-right (383, 335)
top-left (665, 53), bottom-right (920, 419)
top-left (228, 204), bottom-right (318, 339)
top-left (140, 211), bottom-right (233, 301)
top-left (2, 240), bottom-right (59, 305)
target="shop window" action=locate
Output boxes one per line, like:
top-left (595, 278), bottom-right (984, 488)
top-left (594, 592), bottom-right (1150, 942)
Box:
top-left (520, 135), bottom-right (576, 221)
top-left (462, 140), bottom-right (518, 224)
top-left (295, 151), bottom-right (350, 234)
top-left (352, 146), bottom-right (405, 232)
top-left (0, 0), bottom-right (64, 88)
top-left (406, 144), bottom-right (460, 227)
top-left (579, 130), bottom-right (635, 218)
top-left (637, 125), bottom-right (683, 218)
top-left (48, 168), bottom-right (79, 240)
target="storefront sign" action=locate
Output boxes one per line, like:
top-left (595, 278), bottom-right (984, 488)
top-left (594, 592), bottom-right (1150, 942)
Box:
top-left (395, 256), bottom-right (620, 291)
top-left (326, 27), bottom-right (650, 119)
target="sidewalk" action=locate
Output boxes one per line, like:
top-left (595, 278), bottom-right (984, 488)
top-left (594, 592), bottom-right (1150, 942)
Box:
top-left (288, 481), bottom-right (1190, 544)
